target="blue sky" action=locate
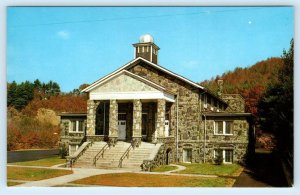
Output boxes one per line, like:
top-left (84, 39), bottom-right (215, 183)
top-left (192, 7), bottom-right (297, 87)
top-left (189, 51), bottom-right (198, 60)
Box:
top-left (7, 6), bottom-right (294, 92)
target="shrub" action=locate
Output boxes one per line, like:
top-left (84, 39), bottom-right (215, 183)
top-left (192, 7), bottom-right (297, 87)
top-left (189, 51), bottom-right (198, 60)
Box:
top-left (59, 143), bottom-right (68, 159)
top-left (214, 149), bottom-right (223, 165)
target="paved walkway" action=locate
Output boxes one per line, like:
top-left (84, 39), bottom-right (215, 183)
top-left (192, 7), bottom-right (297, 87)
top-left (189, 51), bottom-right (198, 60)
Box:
top-left (233, 150), bottom-right (288, 187)
top-left (7, 163), bottom-right (218, 187)
top-left (7, 165), bottom-right (135, 187)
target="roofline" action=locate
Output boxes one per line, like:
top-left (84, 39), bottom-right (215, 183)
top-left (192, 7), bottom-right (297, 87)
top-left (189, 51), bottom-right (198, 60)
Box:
top-left (202, 87), bottom-right (228, 105)
top-left (221, 93), bottom-right (245, 100)
top-left (82, 58), bottom-right (141, 92)
top-left (84, 69), bottom-right (168, 93)
top-left (132, 42), bottom-right (160, 50)
top-left (82, 57), bottom-right (205, 93)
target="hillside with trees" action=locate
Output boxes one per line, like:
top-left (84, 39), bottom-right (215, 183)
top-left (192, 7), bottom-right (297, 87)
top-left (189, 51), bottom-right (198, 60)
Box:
top-left (200, 57), bottom-right (284, 120)
top-left (258, 40), bottom-right (294, 184)
top-left (7, 80), bottom-right (87, 150)
top-left (200, 40), bottom-right (293, 164)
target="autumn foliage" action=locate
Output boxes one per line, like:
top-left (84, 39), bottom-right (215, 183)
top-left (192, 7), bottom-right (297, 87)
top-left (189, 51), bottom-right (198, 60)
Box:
top-left (200, 57), bottom-right (284, 119)
top-left (7, 107), bottom-right (60, 150)
top-left (22, 95), bottom-right (87, 116)
top-left (7, 80), bottom-right (88, 151)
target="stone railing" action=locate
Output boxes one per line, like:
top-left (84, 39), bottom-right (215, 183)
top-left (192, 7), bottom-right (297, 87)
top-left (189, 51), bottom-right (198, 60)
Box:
top-left (66, 141), bottom-right (91, 167)
top-left (140, 143), bottom-right (164, 171)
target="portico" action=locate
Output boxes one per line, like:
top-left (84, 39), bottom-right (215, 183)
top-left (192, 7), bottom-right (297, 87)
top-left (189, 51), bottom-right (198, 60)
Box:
top-left (84, 70), bottom-right (175, 147)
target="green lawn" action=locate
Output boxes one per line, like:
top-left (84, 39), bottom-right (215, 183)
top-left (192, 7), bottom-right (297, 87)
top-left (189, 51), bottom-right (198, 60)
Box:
top-left (151, 165), bottom-right (178, 172)
top-left (7, 166), bottom-right (73, 181)
top-left (10, 156), bottom-right (66, 167)
top-left (72, 173), bottom-right (235, 187)
top-left (178, 163), bottom-right (243, 177)
top-left (7, 181), bottom-right (24, 186)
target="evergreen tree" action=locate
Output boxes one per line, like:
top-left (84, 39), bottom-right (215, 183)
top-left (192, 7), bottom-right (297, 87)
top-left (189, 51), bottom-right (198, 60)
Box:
top-left (7, 81), bottom-right (17, 107)
top-left (258, 39), bottom-right (293, 184)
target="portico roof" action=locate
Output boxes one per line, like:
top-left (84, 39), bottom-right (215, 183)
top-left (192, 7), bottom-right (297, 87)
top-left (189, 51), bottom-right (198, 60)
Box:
top-left (82, 57), bottom-right (205, 93)
top-left (87, 69), bottom-right (176, 102)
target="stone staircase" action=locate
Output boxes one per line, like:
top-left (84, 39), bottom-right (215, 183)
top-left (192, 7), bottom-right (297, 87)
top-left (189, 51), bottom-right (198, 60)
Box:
top-left (74, 141), bottom-right (107, 168)
top-left (122, 142), bottom-right (161, 168)
top-left (95, 141), bottom-right (131, 168)
top-left (74, 141), bottom-right (161, 170)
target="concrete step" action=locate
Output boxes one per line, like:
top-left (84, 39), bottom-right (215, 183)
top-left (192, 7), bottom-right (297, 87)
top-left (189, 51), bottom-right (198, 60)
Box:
top-left (74, 141), bottom-right (160, 169)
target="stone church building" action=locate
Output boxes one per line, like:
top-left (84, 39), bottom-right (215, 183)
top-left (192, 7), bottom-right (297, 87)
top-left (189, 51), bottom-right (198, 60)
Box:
top-left (60, 34), bottom-right (254, 170)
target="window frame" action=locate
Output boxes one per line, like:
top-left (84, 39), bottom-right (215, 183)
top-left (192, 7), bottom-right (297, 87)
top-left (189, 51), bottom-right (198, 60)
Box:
top-left (214, 120), bottom-right (233, 135)
top-left (214, 149), bottom-right (233, 164)
top-left (69, 144), bottom-right (79, 156)
top-left (183, 148), bottom-right (192, 163)
top-left (69, 120), bottom-right (85, 133)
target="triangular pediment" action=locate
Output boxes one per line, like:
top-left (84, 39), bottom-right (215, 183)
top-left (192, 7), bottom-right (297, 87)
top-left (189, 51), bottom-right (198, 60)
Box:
top-left (91, 70), bottom-right (162, 93)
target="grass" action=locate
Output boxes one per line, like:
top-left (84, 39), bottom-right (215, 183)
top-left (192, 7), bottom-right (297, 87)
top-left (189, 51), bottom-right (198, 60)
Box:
top-left (151, 165), bottom-right (178, 172)
top-left (7, 166), bottom-right (73, 181)
top-left (10, 156), bottom-right (66, 167)
top-left (7, 181), bottom-right (24, 186)
top-left (178, 163), bottom-right (243, 177)
top-left (72, 173), bottom-right (235, 187)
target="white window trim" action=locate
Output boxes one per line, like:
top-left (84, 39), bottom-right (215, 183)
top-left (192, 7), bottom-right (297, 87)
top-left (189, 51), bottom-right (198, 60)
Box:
top-left (214, 149), bottom-right (233, 164)
top-left (183, 148), bottom-right (192, 163)
top-left (69, 120), bottom-right (84, 133)
top-left (223, 150), bottom-right (233, 164)
top-left (214, 121), bottom-right (233, 135)
top-left (69, 144), bottom-right (79, 155)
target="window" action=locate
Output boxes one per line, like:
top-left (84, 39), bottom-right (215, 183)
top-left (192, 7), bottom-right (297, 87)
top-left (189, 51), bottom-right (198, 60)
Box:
top-left (146, 46), bottom-right (149, 52)
top-left (224, 149), bottom-right (233, 163)
top-left (69, 120), bottom-right (85, 133)
top-left (214, 149), bottom-right (233, 163)
top-left (225, 121), bottom-right (233, 134)
top-left (137, 47), bottom-right (140, 53)
top-left (215, 121), bottom-right (223, 134)
top-left (142, 46), bottom-right (145, 52)
top-left (214, 121), bottom-right (233, 135)
top-left (183, 148), bottom-right (192, 163)
top-left (69, 144), bottom-right (78, 156)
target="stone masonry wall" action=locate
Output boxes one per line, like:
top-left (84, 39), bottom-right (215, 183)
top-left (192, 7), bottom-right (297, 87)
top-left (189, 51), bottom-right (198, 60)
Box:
top-left (109, 99), bottom-right (118, 146)
top-left (93, 73), bottom-right (158, 93)
top-left (127, 62), bottom-right (250, 164)
top-left (221, 94), bottom-right (245, 112)
top-left (127, 62), bottom-right (201, 144)
top-left (87, 100), bottom-right (100, 135)
top-left (156, 99), bottom-right (166, 139)
top-left (132, 99), bottom-right (142, 147)
top-left (60, 116), bottom-right (87, 155)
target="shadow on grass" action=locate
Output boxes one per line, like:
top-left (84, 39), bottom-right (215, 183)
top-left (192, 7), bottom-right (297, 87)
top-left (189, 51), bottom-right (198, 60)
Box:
top-left (237, 149), bottom-right (288, 187)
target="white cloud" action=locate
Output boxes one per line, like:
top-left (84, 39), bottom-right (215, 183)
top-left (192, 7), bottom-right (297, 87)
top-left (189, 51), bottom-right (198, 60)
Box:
top-left (57, 30), bottom-right (70, 39)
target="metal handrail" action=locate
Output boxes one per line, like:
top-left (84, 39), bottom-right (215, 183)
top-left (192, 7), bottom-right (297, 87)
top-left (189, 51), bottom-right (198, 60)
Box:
top-left (118, 144), bottom-right (132, 168)
top-left (93, 143), bottom-right (109, 166)
top-left (67, 142), bottom-right (91, 167)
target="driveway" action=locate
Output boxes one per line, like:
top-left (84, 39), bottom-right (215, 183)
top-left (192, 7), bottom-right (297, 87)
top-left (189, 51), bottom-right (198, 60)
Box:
top-left (233, 149), bottom-right (288, 187)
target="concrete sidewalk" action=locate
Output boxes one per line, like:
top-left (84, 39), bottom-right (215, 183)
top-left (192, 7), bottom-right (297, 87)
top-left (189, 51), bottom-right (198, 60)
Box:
top-left (7, 164), bottom-right (218, 187)
top-left (11, 166), bottom-right (133, 187)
